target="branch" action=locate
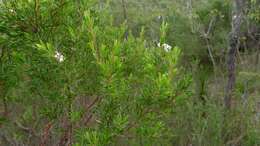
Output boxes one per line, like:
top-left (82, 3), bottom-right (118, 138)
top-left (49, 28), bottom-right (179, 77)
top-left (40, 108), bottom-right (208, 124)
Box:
top-left (82, 96), bottom-right (101, 126)
top-left (40, 122), bottom-right (53, 146)
top-left (0, 133), bottom-right (16, 146)
top-left (200, 16), bottom-right (217, 74)
top-left (226, 134), bottom-right (244, 145)
top-left (14, 121), bottom-right (40, 139)
top-left (86, 96), bottom-right (100, 111)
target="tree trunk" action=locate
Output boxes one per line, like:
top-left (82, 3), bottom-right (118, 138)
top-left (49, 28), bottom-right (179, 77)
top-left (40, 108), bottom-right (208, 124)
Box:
top-left (225, 0), bottom-right (246, 109)
top-left (121, 0), bottom-right (128, 40)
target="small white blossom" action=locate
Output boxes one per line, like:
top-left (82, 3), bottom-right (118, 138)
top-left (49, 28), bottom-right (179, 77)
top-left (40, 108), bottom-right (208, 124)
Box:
top-left (9, 9), bottom-right (15, 14)
top-left (157, 15), bottom-right (163, 20)
top-left (54, 51), bottom-right (64, 62)
top-left (162, 43), bottom-right (172, 52)
top-left (157, 42), bottom-right (161, 47)
top-left (157, 42), bottom-right (172, 52)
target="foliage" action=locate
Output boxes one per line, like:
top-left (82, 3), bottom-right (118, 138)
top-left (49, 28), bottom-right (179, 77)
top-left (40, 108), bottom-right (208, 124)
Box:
top-left (0, 0), bottom-right (260, 146)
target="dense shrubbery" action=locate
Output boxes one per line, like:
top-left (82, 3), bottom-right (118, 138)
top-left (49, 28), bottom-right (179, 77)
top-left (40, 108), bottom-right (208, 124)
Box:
top-left (0, 0), bottom-right (260, 146)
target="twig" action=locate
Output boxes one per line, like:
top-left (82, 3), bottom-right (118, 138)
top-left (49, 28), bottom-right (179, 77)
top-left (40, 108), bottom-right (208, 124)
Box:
top-left (86, 96), bottom-right (100, 111)
top-left (202, 16), bottom-right (217, 75)
top-left (40, 122), bottom-right (53, 146)
top-left (14, 121), bottom-right (31, 132)
top-left (226, 134), bottom-right (244, 145)
top-left (83, 96), bottom-right (101, 126)
top-left (14, 121), bottom-right (40, 138)
top-left (0, 133), bottom-right (16, 146)
top-left (34, 0), bottom-right (40, 33)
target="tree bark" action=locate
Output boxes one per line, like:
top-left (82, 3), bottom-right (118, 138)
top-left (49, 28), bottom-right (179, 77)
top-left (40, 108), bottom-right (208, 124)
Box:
top-left (225, 0), bottom-right (246, 109)
top-left (121, 0), bottom-right (128, 40)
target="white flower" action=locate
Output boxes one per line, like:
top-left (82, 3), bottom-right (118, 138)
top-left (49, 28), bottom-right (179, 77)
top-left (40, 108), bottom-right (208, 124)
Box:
top-left (9, 9), bottom-right (15, 14)
top-left (162, 43), bottom-right (172, 52)
top-left (157, 42), bottom-right (161, 47)
top-left (157, 42), bottom-right (172, 52)
top-left (54, 51), bottom-right (65, 62)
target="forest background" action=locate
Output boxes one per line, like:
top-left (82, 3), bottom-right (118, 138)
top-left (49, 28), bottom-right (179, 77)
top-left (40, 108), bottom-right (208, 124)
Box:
top-left (0, 0), bottom-right (260, 145)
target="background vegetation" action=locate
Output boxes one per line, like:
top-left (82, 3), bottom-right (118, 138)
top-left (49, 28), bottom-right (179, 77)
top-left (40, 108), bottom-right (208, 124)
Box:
top-left (0, 0), bottom-right (260, 145)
